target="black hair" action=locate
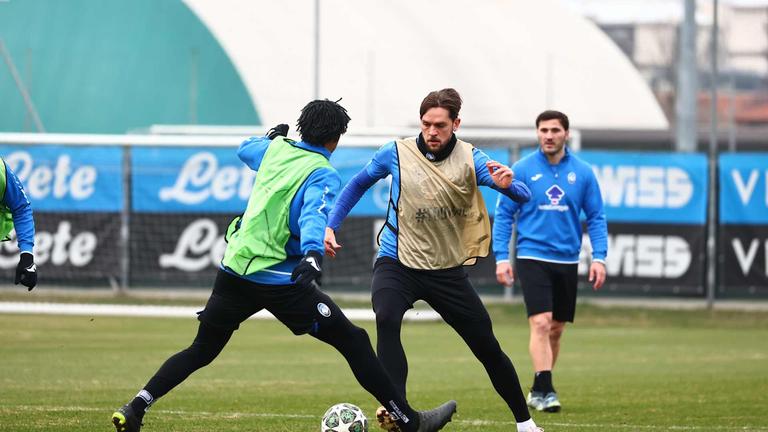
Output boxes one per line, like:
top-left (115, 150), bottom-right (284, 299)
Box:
top-left (535, 110), bottom-right (569, 130)
top-left (296, 99), bottom-right (351, 147)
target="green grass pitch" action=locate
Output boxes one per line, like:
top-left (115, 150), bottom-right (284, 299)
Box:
top-left (0, 302), bottom-right (766, 431)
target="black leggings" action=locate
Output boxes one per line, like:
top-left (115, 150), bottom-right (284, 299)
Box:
top-left (143, 321), bottom-right (232, 400)
top-left (145, 317), bottom-right (403, 403)
top-left (372, 257), bottom-right (531, 423)
top-left (142, 309), bottom-right (421, 430)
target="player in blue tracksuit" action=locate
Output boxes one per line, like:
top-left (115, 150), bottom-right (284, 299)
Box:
top-left (0, 158), bottom-right (37, 290)
top-left (327, 89), bottom-right (543, 432)
top-left (493, 110), bottom-right (607, 413)
top-left (112, 100), bottom-right (456, 432)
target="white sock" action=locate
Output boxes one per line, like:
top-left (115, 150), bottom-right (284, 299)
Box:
top-left (517, 418), bottom-right (537, 432)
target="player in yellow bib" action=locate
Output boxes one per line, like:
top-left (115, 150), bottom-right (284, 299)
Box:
top-left (112, 100), bottom-right (456, 432)
top-left (326, 89), bottom-right (542, 432)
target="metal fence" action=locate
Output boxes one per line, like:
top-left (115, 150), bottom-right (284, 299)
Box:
top-left (0, 131), bottom-right (765, 300)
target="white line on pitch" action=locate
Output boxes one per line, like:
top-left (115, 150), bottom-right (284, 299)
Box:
top-left (1, 405), bottom-right (766, 431)
top-left (0, 301), bottom-right (441, 321)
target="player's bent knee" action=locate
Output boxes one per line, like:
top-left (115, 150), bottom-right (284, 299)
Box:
top-left (318, 317), bottom-right (372, 349)
top-left (185, 341), bottom-right (225, 367)
top-left (470, 334), bottom-right (505, 360)
top-left (347, 325), bottom-right (371, 345)
top-left (529, 314), bottom-right (552, 335)
top-left (375, 310), bottom-right (404, 331)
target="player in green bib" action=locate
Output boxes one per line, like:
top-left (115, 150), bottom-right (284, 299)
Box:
top-left (112, 100), bottom-right (456, 432)
top-left (0, 157), bottom-right (37, 290)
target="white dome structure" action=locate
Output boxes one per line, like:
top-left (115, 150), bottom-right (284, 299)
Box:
top-left (184, 0), bottom-right (668, 130)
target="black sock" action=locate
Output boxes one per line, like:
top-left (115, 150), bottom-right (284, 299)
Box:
top-left (128, 390), bottom-right (154, 419)
top-left (532, 371), bottom-right (554, 393)
top-left (312, 314), bottom-right (420, 431)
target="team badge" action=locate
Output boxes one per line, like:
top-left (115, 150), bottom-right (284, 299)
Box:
top-left (567, 172), bottom-right (576, 184)
top-left (317, 303), bottom-right (331, 317)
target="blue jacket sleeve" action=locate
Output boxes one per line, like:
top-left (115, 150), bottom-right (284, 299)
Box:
top-left (299, 167), bottom-right (342, 255)
top-left (327, 142), bottom-right (394, 231)
top-left (327, 169), bottom-right (378, 231)
top-left (583, 170), bottom-right (608, 262)
top-left (472, 148), bottom-right (530, 202)
top-left (237, 136), bottom-right (271, 170)
top-left (492, 194), bottom-right (519, 262)
top-left (2, 161), bottom-right (35, 253)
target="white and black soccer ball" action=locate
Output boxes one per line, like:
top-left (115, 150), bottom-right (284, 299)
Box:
top-left (321, 403), bottom-right (368, 432)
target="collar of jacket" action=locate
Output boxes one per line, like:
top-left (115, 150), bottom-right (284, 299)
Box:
top-left (416, 133), bottom-right (457, 162)
top-left (536, 146), bottom-right (571, 165)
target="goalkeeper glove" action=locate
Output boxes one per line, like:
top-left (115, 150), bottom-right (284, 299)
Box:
top-left (15, 252), bottom-right (37, 291)
top-left (291, 250), bottom-right (323, 289)
top-left (266, 124), bottom-right (289, 140)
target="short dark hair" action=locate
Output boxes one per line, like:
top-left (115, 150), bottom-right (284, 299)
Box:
top-left (296, 99), bottom-right (351, 146)
top-left (536, 110), bottom-right (569, 131)
top-left (419, 88), bottom-right (463, 120)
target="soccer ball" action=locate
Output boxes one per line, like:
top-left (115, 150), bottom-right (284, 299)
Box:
top-left (321, 403), bottom-right (368, 432)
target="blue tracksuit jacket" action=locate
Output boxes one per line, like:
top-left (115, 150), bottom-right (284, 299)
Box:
top-left (492, 148), bottom-right (607, 264)
top-left (2, 159), bottom-right (35, 253)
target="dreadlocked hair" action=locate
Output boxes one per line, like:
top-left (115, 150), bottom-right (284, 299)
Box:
top-left (296, 99), bottom-right (351, 147)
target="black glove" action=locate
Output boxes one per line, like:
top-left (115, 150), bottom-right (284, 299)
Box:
top-left (15, 252), bottom-right (37, 291)
top-left (290, 251), bottom-right (323, 289)
top-left (266, 124), bottom-right (289, 140)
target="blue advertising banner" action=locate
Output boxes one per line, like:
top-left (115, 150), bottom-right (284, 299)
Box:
top-left (719, 153), bottom-right (768, 224)
top-left (0, 145), bottom-right (123, 212)
top-left (580, 151), bottom-right (708, 224)
top-left (133, 145), bottom-right (509, 216)
top-left (132, 147), bottom-right (254, 213)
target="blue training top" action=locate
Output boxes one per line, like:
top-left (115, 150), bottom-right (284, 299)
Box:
top-left (327, 140), bottom-right (531, 261)
top-left (2, 160), bottom-right (35, 254)
top-left (222, 136), bottom-right (340, 285)
top-left (492, 147), bottom-right (607, 264)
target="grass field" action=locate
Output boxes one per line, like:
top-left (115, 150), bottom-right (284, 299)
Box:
top-left (0, 299), bottom-right (767, 432)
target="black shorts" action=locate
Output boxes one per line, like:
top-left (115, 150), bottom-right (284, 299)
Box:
top-left (515, 258), bottom-right (578, 322)
top-left (197, 270), bottom-right (345, 335)
top-left (371, 257), bottom-right (491, 325)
